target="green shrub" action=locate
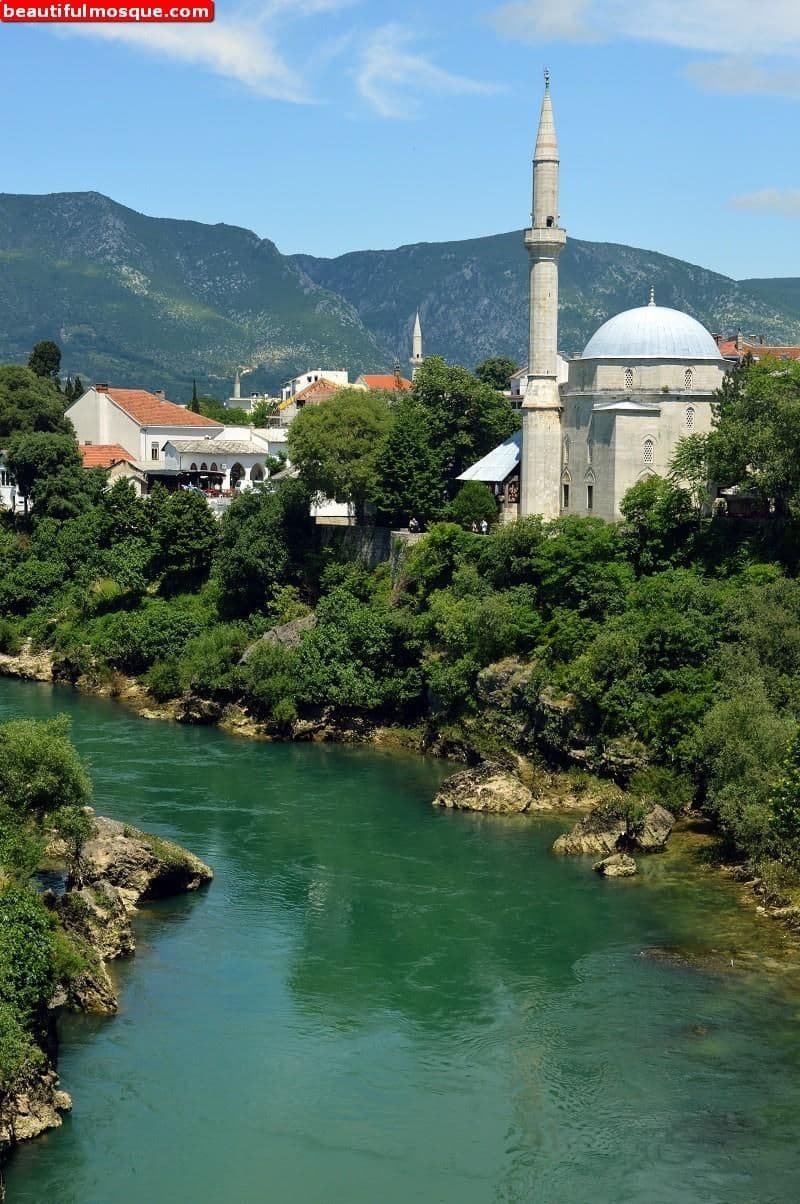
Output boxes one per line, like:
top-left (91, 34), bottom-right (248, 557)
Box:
top-left (0, 617), bottom-right (22, 655)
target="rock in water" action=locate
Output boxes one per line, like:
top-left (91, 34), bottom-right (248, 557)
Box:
top-left (432, 761), bottom-right (534, 814)
top-left (594, 852), bottom-right (637, 877)
top-left (553, 802), bottom-right (675, 856)
top-left (634, 804), bottom-right (675, 852)
top-left (75, 816), bottom-right (213, 908)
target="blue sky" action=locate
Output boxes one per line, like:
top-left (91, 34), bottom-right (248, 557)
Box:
top-left (2, 0), bottom-right (799, 278)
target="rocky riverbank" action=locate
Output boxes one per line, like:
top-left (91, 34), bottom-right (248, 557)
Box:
top-left (0, 814), bottom-right (212, 1195)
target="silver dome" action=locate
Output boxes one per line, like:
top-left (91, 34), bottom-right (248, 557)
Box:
top-left (581, 304), bottom-right (723, 361)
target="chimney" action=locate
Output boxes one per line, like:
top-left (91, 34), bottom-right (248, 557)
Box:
top-left (95, 383), bottom-right (108, 392)
top-left (760, 334), bottom-right (765, 345)
top-left (154, 389), bottom-right (166, 400)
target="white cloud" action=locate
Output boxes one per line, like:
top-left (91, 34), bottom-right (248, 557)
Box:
top-left (59, 1), bottom-right (359, 103)
top-left (731, 189), bottom-right (800, 218)
top-left (355, 23), bottom-right (500, 119)
top-left (684, 56), bottom-right (800, 99)
top-left (489, 0), bottom-right (800, 55)
top-left (62, 19), bottom-right (309, 102)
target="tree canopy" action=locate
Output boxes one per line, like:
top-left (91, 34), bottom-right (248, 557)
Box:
top-left (5, 432), bottom-right (96, 518)
top-left (27, 340), bottom-right (61, 382)
top-left (0, 365), bottom-right (72, 440)
top-left (412, 357), bottom-right (519, 479)
top-left (475, 356), bottom-right (518, 391)
top-left (287, 388), bottom-right (392, 521)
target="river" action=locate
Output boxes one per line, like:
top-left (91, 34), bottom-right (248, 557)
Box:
top-left (3, 677), bottom-right (800, 1203)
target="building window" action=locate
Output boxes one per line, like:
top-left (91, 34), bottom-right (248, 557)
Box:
top-left (684, 368), bottom-right (693, 390)
top-left (686, 406), bottom-right (695, 432)
top-left (587, 484), bottom-right (594, 511)
top-left (190, 463), bottom-right (197, 472)
top-left (150, 442), bottom-right (159, 461)
top-left (643, 438), bottom-right (655, 466)
top-left (624, 367), bottom-right (634, 390)
top-left (562, 482), bottom-right (570, 508)
top-left (563, 435), bottom-right (570, 466)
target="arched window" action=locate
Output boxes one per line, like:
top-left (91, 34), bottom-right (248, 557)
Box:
top-left (684, 368), bottom-right (693, 390)
top-left (210, 462), bottom-right (218, 472)
top-left (561, 469), bottom-right (571, 510)
top-left (250, 463), bottom-right (265, 483)
top-left (189, 463), bottom-right (197, 472)
top-left (642, 438), bottom-right (655, 466)
top-left (200, 462), bottom-right (208, 471)
top-left (584, 469), bottom-right (596, 513)
top-left (624, 367), bottom-right (634, 390)
top-left (685, 406), bottom-right (695, 432)
top-left (230, 462), bottom-right (245, 488)
top-left (563, 435), bottom-right (570, 466)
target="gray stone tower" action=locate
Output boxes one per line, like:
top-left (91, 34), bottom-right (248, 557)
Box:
top-left (520, 72), bottom-right (566, 518)
top-left (410, 310), bottom-right (424, 380)
top-left (233, 370), bottom-right (241, 402)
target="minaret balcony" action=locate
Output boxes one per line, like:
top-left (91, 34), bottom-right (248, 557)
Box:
top-left (524, 226), bottom-right (566, 255)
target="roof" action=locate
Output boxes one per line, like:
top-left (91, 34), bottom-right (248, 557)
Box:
top-left (457, 430), bottom-right (522, 483)
top-left (359, 374), bottom-right (413, 391)
top-left (278, 377), bottom-right (342, 412)
top-left (79, 444), bottom-right (136, 469)
top-left (716, 338), bottom-right (800, 361)
top-left (582, 304), bottom-right (723, 362)
top-left (101, 388), bottom-right (223, 429)
top-left (166, 438), bottom-right (268, 456)
top-left (592, 399), bottom-right (662, 415)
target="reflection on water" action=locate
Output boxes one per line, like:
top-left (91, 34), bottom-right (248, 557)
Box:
top-left (3, 679), bottom-right (800, 1204)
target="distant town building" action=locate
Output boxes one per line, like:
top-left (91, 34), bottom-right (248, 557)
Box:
top-left (67, 385), bottom-right (222, 470)
top-left (78, 443), bottom-right (147, 495)
top-left (280, 369), bottom-right (349, 402)
top-left (353, 372), bottom-right (413, 392)
top-left (713, 333), bottom-right (800, 363)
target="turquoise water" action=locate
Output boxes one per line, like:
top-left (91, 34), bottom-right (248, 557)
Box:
top-left (3, 678), bottom-right (800, 1203)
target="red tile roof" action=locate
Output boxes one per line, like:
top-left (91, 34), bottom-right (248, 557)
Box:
top-left (101, 387), bottom-right (223, 428)
top-left (79, 444), bottom-right (136, 469)
top-left (716, 338), bottom-right (800, 361)
top-left (278, 377), bottom-right (342, 411)
top-left (360, 374), bottom-right (413, 391)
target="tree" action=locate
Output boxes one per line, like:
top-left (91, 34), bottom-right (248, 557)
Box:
top-left (189, 378), bottom-right (200, 413)
top-left (72, 375), bottom-right (84, 400)
top-left (287, 388), bottom-right (392, 522)
top-left (0, 716), bottom-right (91, 820)
top-left (27, 340), bottom-right (61, 383)
top-left (619, 475), bottom-right (695, 574)
top-left (5, 432), bottom-right (90, 518)
top-left (669, 433), bottom-right (712, 513)
top-left (475, 356), bottom-right (518, 391)
top-left (443, 481), bottom-right (498, 528)
top-left (63, 376), bottom-right (74, 404)
top-left (371, 396), bottom-right (444, 527)
top-left (152, 488), bottom-right (219, 594)
top-left (412, 357), bottom-right (519, 480)
top-left (215, 486), bottom-right (295, 618)
top-left (0, 366), bottom-right (72, 440)
top-left (707, 356), bottom-right (800, 513)
top-left (251, 398), bottom-right (278, 427)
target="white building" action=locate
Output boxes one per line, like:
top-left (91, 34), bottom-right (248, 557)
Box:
top-left (461, 75), bottom-right (727, 523)
top-left (280, 369), bottom-right (349, 402)
top-left (66, 385), bottom-right (222, 467)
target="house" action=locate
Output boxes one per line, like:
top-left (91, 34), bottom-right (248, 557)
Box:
top-left (276, 377), bottom-right (344, 424)
top-left (280, 369), bottom-right (349, 402)
top-left (66, 385), bottom-right (223, 473)
top-left (353, 372), bottom-right (413, 392)
top-left (78, 443), bottom-right (148, 496)
top-left (161, 428), bottom-right (274, 492)
top-left (713, 333), bottom-right (800, 363)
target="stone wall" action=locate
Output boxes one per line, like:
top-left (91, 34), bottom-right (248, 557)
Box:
top-left (316, 524), bottom-right (422, 573)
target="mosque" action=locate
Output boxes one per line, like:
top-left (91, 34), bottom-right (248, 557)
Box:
top-left (460, 74), bottom-right (727, 522)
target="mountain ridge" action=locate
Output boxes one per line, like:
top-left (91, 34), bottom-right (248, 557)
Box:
top-left (0, 190), bottom-right (798, 399)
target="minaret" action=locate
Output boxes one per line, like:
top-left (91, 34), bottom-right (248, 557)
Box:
top-left (520, 71), bottom-right (566, 519)
top-left (410, 309), bottom-right (424, 380)
top-left (233, 370), bottom-right (241, 401)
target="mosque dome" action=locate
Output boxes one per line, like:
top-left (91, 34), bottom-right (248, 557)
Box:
top-left (581, 299), bottom-right (722, 362)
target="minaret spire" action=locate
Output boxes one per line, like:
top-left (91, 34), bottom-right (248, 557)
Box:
top-left (233, 370), bottom-right (241, 401)
top-left (520, 72), bottom-right (567, 519)
top-left (410, 308), bottom-right (424, 380)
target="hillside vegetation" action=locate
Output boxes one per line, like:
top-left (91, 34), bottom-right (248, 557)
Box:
top-left (1, 191), bottom-right (799, 398)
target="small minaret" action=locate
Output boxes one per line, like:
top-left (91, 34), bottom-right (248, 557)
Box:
top-left (410, 309), bottom-right (424, 380)
top-left (233, 370), bottom-right (241, 401)
top-left (520, 71), bottom-right (567, 519)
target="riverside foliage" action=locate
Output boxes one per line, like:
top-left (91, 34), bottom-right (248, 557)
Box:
top-left (1, 356), bottom-right (800, 888)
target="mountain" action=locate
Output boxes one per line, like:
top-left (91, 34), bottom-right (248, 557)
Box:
top-left (1, 191), bottom-right (799, 399)
top-left (293, 234), bottom-right (800, 368)
top-left (0, 192), bottom-right (388, 398)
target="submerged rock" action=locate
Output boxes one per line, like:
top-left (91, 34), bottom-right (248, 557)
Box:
top-left (594, 852), bottom-right (638, 878)
top-left (432, 761), bottom-right (534, 814)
